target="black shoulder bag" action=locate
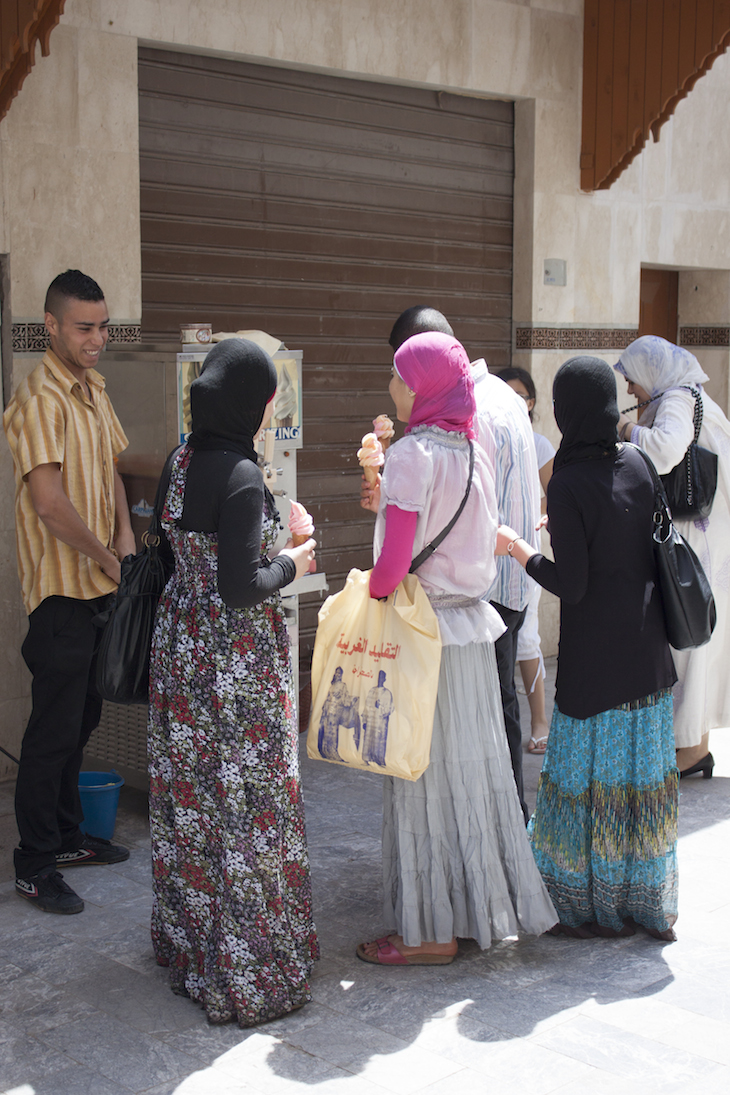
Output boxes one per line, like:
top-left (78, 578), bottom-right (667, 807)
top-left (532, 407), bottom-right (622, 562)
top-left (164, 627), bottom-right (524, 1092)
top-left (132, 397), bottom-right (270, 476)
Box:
top-left (409, 441), bottom-right (475, 573)
top-left (95, 472), bottom-right (175, 705)
top-left (660, 386), bottom-right (718, 520)
top-left (629, 444), bottom-right (716, 650)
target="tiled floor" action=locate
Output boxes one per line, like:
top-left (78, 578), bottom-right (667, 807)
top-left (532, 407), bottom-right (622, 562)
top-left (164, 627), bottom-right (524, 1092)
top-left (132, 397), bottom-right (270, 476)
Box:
top-left (1, 659), bottom-right (729, 1095)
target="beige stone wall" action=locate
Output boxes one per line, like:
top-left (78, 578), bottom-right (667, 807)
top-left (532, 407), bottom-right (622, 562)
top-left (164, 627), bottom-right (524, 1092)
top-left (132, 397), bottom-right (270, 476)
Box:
top-left (0, 23), bottom-right (141, 319)
top-left (67, 0), bottom-right (583, 102)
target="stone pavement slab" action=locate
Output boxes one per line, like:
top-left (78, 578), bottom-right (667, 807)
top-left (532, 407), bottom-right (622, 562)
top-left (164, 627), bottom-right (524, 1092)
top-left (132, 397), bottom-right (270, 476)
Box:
top-left (0, 659), bottom-right (729, 1095)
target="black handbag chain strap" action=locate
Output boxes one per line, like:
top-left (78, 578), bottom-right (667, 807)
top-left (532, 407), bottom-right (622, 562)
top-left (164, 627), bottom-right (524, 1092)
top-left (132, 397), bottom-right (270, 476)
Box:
top-left (680, 385), bottom-right (703, 510)
top-left (409, 440), bottom-right (475, 574)
top-left (689, 385), bottom-right (703, 443)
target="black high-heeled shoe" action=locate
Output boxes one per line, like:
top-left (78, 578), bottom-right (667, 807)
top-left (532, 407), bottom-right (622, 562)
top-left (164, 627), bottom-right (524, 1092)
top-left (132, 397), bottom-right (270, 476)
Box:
top-left (679, 752), bottom-right (714, 779)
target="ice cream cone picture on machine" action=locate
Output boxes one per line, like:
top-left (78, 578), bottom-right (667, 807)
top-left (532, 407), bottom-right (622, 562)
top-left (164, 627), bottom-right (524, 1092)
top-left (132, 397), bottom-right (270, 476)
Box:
top-left (274, 361), bottom-right (298, 428)
top-left (272, 356), bottom-right (300, 437)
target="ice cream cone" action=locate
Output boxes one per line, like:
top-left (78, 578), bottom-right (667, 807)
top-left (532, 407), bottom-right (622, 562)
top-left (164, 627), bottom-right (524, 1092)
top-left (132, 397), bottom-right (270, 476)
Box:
top-left (289, 501), bottom-right (315, 547)
top-left (373, 414), bottom-right (395, 452)
top-left (358, 432), bottom-right (385, 483)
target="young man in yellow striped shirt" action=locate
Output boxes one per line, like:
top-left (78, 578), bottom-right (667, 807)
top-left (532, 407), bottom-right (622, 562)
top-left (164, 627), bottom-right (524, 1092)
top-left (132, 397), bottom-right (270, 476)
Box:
top-left (4, 270), bottom-right (136, 914)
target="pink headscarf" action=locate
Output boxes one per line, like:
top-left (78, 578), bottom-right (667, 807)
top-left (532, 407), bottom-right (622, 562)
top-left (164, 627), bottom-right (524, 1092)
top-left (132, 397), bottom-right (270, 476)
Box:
top-left (394, 331), bottom-right (476, 438)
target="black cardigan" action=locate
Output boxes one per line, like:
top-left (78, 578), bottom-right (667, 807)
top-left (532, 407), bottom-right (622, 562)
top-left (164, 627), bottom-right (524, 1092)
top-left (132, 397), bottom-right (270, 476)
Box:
top-left (157, 447), bottom-right (295, 610)
top-left (525, 444), bottom-right (676, 719)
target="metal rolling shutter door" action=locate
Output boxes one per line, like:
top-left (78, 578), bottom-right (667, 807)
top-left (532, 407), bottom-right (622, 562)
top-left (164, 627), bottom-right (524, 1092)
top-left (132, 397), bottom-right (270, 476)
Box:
top-left (138, 48), bottom-right (514, 667)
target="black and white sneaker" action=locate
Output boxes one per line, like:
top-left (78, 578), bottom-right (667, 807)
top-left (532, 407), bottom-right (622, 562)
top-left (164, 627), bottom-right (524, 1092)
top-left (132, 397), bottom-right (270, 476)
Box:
top-left (15, 867), bottom-right (84, 914)
top-left (57, 834), bottom-right (130, 867)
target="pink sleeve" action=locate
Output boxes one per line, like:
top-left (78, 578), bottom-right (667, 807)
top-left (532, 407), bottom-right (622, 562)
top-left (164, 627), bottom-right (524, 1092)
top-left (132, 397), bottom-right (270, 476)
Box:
top-left (369, 505), bottom-right (419, 598)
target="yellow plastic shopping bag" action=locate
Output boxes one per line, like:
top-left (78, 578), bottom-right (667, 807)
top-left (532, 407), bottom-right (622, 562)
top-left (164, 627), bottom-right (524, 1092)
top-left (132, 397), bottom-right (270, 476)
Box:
top-left (307, 569), bottom-right (442, 781)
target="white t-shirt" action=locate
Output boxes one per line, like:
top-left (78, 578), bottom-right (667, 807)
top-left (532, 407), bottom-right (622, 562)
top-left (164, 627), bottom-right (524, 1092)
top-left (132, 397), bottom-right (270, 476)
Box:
top-left (533, 431), bottom-right (556, 472)
top-left (471, 360), bottom-right (541, 611)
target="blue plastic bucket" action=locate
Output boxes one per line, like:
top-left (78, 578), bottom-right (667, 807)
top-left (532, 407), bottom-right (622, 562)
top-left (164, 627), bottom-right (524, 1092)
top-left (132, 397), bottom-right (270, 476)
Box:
top-left (78, 770), bottom-right (125, 840)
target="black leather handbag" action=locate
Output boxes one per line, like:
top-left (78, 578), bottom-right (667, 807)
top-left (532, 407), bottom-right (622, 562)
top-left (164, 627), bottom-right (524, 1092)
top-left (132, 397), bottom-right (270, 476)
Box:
top-left (660, 387), bottom-right (718, 520)
top-left (631, 445), bottom-right (716, 650)
top-left (95, 479), bottom-right (173, 704)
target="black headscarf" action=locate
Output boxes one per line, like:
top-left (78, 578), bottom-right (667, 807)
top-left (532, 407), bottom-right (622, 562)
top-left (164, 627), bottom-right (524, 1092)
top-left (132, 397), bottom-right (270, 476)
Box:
top-left (188, 338), bottom-right (278, 464)
top-left (552, 356), bottom-right (619, 472)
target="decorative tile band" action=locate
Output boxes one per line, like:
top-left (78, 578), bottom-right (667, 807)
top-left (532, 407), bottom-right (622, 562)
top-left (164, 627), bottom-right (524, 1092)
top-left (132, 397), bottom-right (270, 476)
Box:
top-left (12, 323), bottom-right (141, 353)
top-left (515, 327), bottom-right (639, 351)
top-left (516, 326), bottom-right (730, 351)
top-left (679, 327), bottom-right (730, 347)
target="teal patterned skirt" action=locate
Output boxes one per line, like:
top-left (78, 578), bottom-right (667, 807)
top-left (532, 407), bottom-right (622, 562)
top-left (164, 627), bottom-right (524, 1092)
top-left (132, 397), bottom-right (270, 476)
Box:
top-left (529, 690), bottom-right (678, 933)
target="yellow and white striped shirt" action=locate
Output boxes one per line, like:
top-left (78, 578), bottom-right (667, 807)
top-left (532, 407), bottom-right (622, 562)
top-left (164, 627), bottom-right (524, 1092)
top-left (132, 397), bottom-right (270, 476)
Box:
top-left (3, 350), bottom-right (129, 614)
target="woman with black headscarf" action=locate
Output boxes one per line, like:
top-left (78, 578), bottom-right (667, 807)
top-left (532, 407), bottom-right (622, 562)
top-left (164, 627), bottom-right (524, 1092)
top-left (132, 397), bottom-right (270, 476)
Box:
top-left (496, 356), bottom-right (679, 941)
top-left (148, 339), bottom-right (318, 1025)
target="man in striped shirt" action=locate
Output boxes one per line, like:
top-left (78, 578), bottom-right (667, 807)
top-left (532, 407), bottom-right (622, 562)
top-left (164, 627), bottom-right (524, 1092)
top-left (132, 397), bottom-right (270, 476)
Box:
top-left (4, 270), bottom-right (136, 914)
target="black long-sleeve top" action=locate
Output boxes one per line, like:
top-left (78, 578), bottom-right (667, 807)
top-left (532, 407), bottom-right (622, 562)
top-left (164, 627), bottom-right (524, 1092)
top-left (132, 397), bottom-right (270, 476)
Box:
top-left (157, 447), bottom-right (295, 610)
top-left (525, 444), bottom-right (676, 719)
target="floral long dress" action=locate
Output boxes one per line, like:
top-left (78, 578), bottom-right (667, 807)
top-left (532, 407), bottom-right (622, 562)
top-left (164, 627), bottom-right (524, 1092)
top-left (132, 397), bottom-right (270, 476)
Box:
top-left (148, 446), bottom-right (318, 1026)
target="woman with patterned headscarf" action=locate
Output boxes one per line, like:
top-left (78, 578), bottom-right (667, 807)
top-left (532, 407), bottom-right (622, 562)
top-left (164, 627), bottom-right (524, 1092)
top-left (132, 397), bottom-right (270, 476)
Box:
top-left (615, 336), bottom-right (730, 777)
top-left (498, 356), bottom-right (679, 941)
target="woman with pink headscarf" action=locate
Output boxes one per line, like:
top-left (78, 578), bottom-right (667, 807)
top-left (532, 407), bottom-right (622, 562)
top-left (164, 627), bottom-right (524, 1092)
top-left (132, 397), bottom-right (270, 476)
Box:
top-left (358, 332), bottom-right (555, 965)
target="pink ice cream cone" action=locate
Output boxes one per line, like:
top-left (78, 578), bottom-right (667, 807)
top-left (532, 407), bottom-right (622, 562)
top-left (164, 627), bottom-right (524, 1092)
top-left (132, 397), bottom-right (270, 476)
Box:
top-left (289, 500), bottom-right (315, 547)
top-left (373, 414), bottom-right (395, 452)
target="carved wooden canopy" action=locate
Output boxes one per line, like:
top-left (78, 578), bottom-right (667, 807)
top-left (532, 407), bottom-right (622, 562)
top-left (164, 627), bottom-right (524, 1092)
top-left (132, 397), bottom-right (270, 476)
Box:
top-left (582, 0), bottom-right (730, 190)
top-left (0, 0), bottom-right (66, 124)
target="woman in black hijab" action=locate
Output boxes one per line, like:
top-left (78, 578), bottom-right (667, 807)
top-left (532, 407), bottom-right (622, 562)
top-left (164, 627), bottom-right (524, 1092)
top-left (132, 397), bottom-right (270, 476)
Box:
top-left (496, 356), bottom-right (679, 941)
top-left (148, 339), bottom-right (319, 1026)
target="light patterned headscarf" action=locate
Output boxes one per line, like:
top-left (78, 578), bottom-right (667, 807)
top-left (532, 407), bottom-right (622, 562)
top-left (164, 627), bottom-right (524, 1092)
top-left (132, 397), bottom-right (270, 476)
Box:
top-left (615, 336), bottom-right (709, 398)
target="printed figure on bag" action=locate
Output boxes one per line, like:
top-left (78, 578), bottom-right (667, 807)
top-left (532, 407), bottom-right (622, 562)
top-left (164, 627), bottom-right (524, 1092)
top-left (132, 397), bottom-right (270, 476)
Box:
top-left (317, 668), bottom-right (351, 760)
top-left (361, 671), bottom-right (395, 766)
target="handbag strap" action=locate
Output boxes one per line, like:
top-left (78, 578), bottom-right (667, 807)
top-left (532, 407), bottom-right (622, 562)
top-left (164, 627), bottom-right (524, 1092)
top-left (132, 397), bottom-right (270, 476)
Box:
top-left (675, 387), bottom-right (704, 512)
top-left (142, 463), bottom-right (170, 551)
top-left (625, 442), bottom-right (673, 540)
top-left (687, 385), bottom-right (703, 444)
top-left (409, 440), bottom-right (475, 574)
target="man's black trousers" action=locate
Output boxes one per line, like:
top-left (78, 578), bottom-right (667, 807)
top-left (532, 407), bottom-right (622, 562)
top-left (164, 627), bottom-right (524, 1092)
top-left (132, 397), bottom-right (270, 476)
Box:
top-left (491, 600), bottom-right (529, 824)
top-left (15, 594), bottom-right (109, 878)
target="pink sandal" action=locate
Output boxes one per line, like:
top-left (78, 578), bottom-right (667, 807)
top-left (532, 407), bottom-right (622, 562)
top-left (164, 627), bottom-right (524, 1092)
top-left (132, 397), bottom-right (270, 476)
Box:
top-left (356, 937), bottom-right (455, 966)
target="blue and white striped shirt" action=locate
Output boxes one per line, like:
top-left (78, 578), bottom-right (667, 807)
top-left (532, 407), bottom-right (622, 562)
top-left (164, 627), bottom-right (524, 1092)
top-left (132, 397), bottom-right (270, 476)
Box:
top-left (472, 359), bottom-right (541, 611)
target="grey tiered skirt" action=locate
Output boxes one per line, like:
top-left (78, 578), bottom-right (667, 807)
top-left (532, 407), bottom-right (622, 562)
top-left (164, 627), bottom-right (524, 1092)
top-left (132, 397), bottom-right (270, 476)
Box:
top-left (382, 640), bottom-right (557, 948)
